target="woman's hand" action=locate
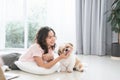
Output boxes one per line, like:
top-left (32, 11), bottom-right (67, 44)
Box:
top-left (59, 53), bottom-right (70, 59)
top-left (42, 54), bottom-right (54, 62)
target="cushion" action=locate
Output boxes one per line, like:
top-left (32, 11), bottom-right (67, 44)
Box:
top-left (1, 53), bottom-right (21, 70)
top-left (15, 61), bottom-right (60, 75)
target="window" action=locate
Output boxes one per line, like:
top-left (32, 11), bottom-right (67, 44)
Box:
top-left (0, 0), bottom-right (47, 49)
top-left (5, 21), bottom-right (24, 48)
top-left (0, 0), bottom-right (76, 50)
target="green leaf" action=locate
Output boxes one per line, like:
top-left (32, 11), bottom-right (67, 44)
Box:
top-left (111, 17), bottom-right (117, 27)
top-left (115, 10), bottom-right (120, 19)
top-left (117, 20), bottom-right (120, 26)
top-left (112, 26), bottom-right (117, 32)
top-left (112, 0), bottom-right (119, 7)
top-left (106, 0), bottom-right (120, 33)
top-left (107, 13), bottom-right (113, 22)
top-left (115, 1), bottom-right (120, 10)
top-left (111, 17), bottom-right (118, 32)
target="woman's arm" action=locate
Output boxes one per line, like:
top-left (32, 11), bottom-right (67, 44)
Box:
top-left (34, 53), bottom-right (69, 69)
top-left (42, 53), bottom-right (54, 62)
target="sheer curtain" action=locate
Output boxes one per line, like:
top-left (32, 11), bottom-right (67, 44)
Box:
top-left (76, 0), bottom-right (113, 55)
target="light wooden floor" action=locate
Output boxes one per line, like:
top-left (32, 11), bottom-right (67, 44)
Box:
top-left (6, 55), bottom-right (120, 80)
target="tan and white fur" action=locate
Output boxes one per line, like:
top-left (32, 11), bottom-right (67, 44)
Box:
top-left (58, 43), bottom-right (83, 73)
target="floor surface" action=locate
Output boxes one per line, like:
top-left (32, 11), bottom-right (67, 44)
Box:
top-left (6, 55), bottom-right (120, 80)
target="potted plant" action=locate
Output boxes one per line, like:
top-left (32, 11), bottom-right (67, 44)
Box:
top-left (107, 0), bottom-right (120, 58)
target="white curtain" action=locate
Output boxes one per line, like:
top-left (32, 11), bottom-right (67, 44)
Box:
top-left (46, 0), bottom-right (76, 47)
top-left (76, 0), bottom-right (113, 55)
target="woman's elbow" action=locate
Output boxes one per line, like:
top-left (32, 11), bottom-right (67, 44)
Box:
top-left (37, 64), bottom-right (51, 69)
top-left (45, 66), bottom-right (51, 69)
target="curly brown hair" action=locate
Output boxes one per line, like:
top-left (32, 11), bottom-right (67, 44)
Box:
top-left (35, 26), bottom-right (56, 54)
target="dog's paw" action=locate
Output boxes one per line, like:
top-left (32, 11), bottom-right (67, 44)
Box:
top-left (67, 70), bottom-right (72, 73)
top-left (67, 68), bottom-right (73, 73)
top-left (60, 69), bottom-right (66, 72)
top-left (74, 65), bottom-right (84, 72)
top-left (79, 67), bottom-right (84, 72)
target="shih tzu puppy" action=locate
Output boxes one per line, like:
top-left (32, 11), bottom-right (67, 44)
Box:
top-left (58, 43), bottom-right (83, 73)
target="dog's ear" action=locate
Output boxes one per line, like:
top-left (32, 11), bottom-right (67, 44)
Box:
top-left (58, 49), bottom-right (61, 56)
top-left (68, 43), bottom-right (73, 47)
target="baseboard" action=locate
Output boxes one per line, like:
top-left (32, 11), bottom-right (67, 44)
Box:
top-left (111, 56), bottom-right (120, 60)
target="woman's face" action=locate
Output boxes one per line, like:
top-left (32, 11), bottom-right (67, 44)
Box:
top-left (46, 30), bottom-right (56, 48)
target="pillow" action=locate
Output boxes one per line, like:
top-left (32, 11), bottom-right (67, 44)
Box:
top-left (15, 61), bottom-right (60, 75)
top-left (1, 53), bottom-right (21, 70)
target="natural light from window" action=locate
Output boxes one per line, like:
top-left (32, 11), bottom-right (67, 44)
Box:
top-left (0, 0), bottom-right (76, 52)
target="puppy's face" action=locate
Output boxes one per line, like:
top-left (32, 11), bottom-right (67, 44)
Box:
top-left (58, 43), bottom-right (73, 56)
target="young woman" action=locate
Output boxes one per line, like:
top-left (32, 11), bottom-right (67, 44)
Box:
top-left (16, 26), bottom-right (70, 74)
